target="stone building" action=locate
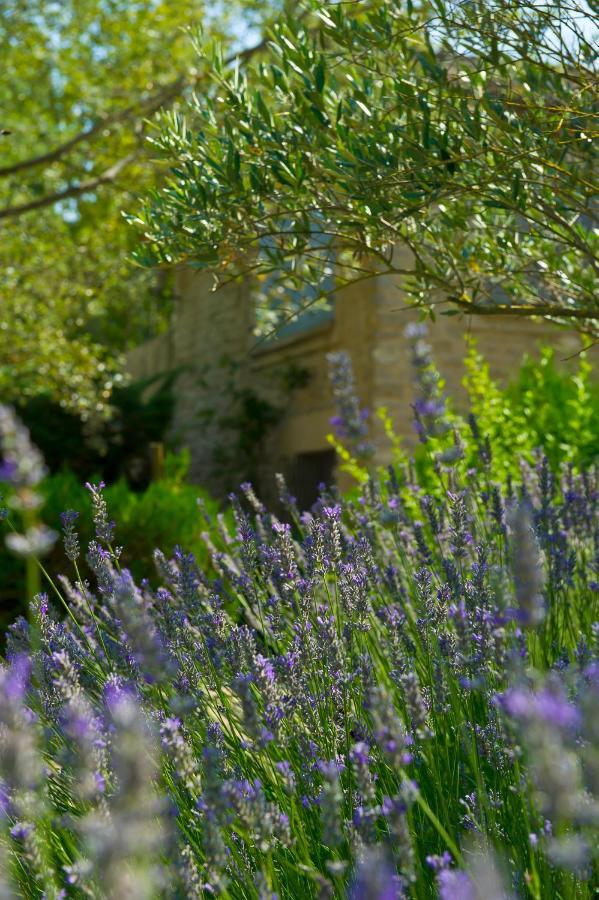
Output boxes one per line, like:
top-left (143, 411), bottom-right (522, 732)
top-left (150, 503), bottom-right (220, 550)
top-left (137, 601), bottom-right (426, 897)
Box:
top-left (127, 263), bottom-right (590, 507)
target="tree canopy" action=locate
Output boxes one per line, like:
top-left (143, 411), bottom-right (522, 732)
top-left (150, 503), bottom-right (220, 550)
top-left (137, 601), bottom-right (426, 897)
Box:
top-left (0, 0), bottom-right (277, 414)
top-left (135, 0), bottom-right (598, 339)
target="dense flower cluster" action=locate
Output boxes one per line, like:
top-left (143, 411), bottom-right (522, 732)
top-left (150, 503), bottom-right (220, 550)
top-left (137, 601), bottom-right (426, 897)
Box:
top-left (0, 343), bottom-right (597, 898)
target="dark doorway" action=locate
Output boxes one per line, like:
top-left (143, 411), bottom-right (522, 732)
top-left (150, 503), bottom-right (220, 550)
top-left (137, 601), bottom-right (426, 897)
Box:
top-left (288, 449), bottom-right (336, 511)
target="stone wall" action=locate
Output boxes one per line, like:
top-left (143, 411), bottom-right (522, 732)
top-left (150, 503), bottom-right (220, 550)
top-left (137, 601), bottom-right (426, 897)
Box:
top-left (249, 279), bottom-right (377, 501)
top-left (127, 263), bottom-right (595, 500)
top-left (128, 268), bottom-right (253, 492)
top-left (370, 265), bottom-right (592, 465)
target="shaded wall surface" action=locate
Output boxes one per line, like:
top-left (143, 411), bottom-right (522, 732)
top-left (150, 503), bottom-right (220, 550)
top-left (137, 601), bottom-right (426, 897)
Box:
top-left (127, 266), bottom-right (594, 503)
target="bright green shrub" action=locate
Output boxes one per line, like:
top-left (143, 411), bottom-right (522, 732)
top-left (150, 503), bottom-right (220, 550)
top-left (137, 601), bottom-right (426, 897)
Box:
top-left (330, 335), bottom-right (597, 514)
top-left (463, 342), bottom-right (598, 474)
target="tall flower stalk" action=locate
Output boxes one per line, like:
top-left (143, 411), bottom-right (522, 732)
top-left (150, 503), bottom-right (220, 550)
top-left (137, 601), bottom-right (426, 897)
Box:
top-left (0, 406), bottom-right (56, 632)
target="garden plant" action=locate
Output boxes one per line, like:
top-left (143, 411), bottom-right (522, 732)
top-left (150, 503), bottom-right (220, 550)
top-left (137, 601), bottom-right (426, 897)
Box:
top-left (0, 329), bottom-right (597, 898)
top-left (0, 452), bottom-right (220, 638)
top-left (0, 0), bottom-right (279, 412)
top-left (136, 0), bottom-right (599, 337)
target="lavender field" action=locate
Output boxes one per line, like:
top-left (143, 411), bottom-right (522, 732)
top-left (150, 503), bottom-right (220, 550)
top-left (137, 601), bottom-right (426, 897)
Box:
top-left (1, 328), bottom-right (597, 899)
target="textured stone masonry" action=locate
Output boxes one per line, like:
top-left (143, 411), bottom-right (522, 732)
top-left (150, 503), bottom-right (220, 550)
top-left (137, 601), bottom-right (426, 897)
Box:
top-left (127, 264), bottom-right (596, 501)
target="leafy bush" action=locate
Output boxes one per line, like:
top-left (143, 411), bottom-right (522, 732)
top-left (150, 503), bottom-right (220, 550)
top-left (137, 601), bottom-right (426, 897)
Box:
top-left (0, 451), bottom-right (220, 636)
top-left (332, 332), bottom-right (597, 492)
top-left (464, 342), bottom-right (598, 473)
top-left (13, 371), bottom-right (179, 488)
top-left (0, 337), bottom-right (597, 898)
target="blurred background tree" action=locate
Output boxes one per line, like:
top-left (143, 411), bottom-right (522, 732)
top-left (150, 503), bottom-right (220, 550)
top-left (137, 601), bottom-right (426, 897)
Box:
top-left (0, 0), bottom-right (281, 416)
top-left (135, 0), bottom-right (598, 339)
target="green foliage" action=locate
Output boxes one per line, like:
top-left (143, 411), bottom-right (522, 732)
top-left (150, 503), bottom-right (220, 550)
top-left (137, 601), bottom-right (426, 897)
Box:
top-left (136, 0), bottom-right (598, 337)
top-left (0, 0), bottom-right (279, 412)
top-left (326, 432), bottom-right (370, 485)
top-left (506, 350), bottom-right (599, 471)
top-left (13, 372), bottom-right (179, 486)
top-left (338, 343), bottom-right (598, 493)
top-left (0, 455), bottom-right (220, 636)
top-left (463, 342), bottom-right (599, 474)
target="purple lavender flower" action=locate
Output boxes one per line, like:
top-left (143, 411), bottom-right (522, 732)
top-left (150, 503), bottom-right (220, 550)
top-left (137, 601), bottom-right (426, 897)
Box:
top-left (0, 341), bottom-right (597, 899)
top-left (348, 847), bottom-right (403, 899)
top-left (498, 685), bottom-right (580, 729)
top-left (5, 525), bottom-right (57, 558)
top-left (509, 502), bottom-right (545, 626)
top-left (426, 852), bottom-right (453, 873)
top-left (0, 406), bottom-right (47, 488)
top-left (85, 481), bottom-right (115, 545)
top-left (2, 653), bottom-right (31, 703)
top-left (161, 716), bottom-right (202, 795)
top-left (405, 323), bottom-right (452, 444)
top-left (60, 509), bottom-right (80, 562)
top-left (327, 351), bottom-right (375, 460)
top-left (10, 821), bottom-right (33, 842)
top-left (437, 868), bottom-right (476, 900)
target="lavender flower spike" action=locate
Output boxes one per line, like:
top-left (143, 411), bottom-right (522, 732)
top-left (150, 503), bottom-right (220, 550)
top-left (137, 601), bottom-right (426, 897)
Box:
top-left (509, 503), bottom-right (545, 626)
top-left (327, 351), bottom-right (375, 460)
top-left (85, 481), bottom-right (115, 545)
top-left (0, 405), bottom-right (47, 488)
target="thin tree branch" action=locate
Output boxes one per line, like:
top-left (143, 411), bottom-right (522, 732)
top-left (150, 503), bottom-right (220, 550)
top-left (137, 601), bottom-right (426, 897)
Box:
top-left (443, 296), bottom-right (598, 321)
top-left (0, 154), bottom-right (136, 222)
top-left (0, 33), bottom-right (274, 221)
top-left (0, 80), bottom-right (185, 180)
top-left (0, 36), bottom-right (269, 182)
